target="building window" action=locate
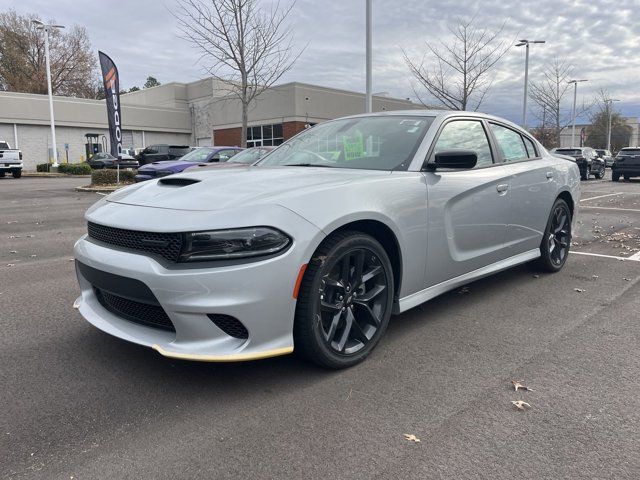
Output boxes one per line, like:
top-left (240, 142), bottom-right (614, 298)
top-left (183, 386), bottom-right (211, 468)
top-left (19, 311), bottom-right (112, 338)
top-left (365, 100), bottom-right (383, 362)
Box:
top-left (247, 123), bottom-right (284, 147)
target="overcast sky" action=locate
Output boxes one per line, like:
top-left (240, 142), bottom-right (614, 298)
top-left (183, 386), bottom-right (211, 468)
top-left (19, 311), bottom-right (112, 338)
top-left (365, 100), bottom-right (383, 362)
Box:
top-left (9, 0), bottom-right (640, 124)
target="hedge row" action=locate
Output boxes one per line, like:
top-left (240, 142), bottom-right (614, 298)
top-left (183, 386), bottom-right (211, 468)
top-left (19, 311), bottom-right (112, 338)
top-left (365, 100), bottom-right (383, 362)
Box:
top-left (91, 169), bottom-right (137, 185)
top-left (36, 162), bottom-right (92, 175)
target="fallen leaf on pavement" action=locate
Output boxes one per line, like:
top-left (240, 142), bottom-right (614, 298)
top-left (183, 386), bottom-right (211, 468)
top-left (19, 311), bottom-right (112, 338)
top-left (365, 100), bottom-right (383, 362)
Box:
top-left (403, 434), bottom-right (421, 443)
top-left (574, 288), bottom-right (586, 293)
top-left (511, 380), bottom-right (533, 392)
top-left (511, 400), bottom-right (531, 411)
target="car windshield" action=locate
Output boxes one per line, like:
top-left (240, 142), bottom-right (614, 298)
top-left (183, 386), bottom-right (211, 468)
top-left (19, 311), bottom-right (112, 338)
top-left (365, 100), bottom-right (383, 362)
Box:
top-left (179, 148), bottom-right (215, 162)
top-left (555, 149), bottom-right (582, 156)
top-left (258, 116), bottom-right (435, 171)
top-left (618, 149), bottom-right (640, 156)
top-left (0, 142), bottom-right (9, 149)
top-left (229, 148), bottom-right (268, 164)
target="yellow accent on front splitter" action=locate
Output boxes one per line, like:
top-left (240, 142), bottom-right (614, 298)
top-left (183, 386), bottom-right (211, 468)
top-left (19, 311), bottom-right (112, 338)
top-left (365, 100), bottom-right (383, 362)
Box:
top-left (151, 344), bottom-right (294, 362)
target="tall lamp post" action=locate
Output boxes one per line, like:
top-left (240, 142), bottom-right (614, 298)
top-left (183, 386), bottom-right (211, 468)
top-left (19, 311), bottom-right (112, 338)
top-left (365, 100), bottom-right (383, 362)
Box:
top-left (568, 79), bottom-right (588, 147)
top-left (606, 99), bottom-right (621, 152)
top-left (31, 19), bottom-right (65, 168)
top-left (365, 0), bottom-right (372, 113)
top-left (515, 39), bottom-right (545, 129)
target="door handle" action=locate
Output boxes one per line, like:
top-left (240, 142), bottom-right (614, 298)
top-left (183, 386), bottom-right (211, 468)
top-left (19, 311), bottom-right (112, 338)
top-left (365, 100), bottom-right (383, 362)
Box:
top-left (496, 184), bottom-right (509, 193)
top-left (546, 171), bottom-right (554, 179)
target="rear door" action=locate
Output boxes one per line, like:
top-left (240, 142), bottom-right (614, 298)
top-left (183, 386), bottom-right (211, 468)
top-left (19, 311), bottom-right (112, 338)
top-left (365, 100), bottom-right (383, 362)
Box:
top-left (488, 122), bottom-right (556, 254)
top-left (424, 118), bottom-right (512, 287)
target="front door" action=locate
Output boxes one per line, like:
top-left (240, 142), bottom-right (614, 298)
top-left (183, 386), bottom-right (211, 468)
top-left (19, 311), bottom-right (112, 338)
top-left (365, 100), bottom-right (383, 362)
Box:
top-left (424, 119), bottom-right (512, 287)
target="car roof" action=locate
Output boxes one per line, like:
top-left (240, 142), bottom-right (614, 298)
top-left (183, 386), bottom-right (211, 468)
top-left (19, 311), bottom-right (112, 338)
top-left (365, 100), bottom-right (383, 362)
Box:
top-left (336, 109), bottom-right (530, 134)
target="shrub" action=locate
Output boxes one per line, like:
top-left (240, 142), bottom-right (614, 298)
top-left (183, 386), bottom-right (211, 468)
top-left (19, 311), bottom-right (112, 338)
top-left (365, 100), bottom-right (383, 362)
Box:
top-left (36, 163), bottom-right (50, 172)
top-left (58, 162), bottom-right (92, 175)
top-left (91, 169), bottom-right (137, 185)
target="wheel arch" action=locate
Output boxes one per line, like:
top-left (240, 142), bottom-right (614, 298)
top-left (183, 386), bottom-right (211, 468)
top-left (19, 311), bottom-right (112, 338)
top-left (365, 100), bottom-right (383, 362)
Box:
top-left (557, 190), bottom-right (575, 217)
top-left (322, 219), bottom-right (403, 303)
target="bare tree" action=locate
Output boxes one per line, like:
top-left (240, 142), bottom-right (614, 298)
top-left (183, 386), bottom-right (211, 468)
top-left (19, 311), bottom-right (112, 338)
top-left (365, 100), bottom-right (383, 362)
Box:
top-left (403, 17), bottom-right (510, 111)
top-left (529, 58), bottom-right (591, 148)
top-left (584, 89), bottom-right (630, 152)
top-left (0, 10), bottom-right (97, 98)
top-left (174, 0), bottom-right (302, 147)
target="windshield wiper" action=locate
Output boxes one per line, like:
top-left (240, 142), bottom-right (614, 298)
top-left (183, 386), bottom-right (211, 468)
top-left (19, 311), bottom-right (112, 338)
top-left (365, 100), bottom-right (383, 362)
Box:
top-left (284, 163), bottom-right (334, 168)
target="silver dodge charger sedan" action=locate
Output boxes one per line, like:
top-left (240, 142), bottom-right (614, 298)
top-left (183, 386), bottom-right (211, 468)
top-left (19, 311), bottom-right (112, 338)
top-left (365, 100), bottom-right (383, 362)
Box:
top-left (74, 111), bottom-right (580, 368)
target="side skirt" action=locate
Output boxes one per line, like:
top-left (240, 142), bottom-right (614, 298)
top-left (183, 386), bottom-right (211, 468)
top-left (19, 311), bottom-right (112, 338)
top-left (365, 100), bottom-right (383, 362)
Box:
top-left (396, 248), bottom-right (541, 313)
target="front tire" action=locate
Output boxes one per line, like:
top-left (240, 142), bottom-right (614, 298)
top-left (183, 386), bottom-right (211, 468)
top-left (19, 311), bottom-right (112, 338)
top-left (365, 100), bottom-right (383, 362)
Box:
top-left (294, 231), bottom-right (394, 369)
top-left (595, 166), bottom-right (605, 179)
top-left (533, 198), bottom-right (572, 273)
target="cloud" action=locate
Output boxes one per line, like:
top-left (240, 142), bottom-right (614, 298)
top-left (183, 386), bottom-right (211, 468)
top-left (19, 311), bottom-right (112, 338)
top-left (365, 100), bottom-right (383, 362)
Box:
top-left (11, 0), bottom-right (640, 124)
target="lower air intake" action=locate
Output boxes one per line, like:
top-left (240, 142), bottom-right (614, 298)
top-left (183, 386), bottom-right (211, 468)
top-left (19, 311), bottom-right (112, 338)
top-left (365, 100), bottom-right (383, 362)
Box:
top-left (207, 314), bottom-right (249, 339)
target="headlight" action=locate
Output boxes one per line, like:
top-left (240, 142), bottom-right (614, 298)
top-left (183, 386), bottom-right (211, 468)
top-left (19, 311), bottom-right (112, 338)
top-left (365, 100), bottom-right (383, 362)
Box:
top-left (179, 227), bottom-right (291, 262)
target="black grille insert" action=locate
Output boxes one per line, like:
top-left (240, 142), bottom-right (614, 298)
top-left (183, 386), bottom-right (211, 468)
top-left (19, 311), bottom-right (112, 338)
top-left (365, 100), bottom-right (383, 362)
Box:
top-left (95, 288), bottom-right (175, 331)
top-left (88, 222), bottom-right (183, 262)
top-left (207, 314), bottom-right (248, 339)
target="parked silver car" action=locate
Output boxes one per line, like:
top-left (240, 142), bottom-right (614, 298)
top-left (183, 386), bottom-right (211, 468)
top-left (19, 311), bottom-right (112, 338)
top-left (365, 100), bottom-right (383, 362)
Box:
top-left (73, 111), bottom-right (580, 368)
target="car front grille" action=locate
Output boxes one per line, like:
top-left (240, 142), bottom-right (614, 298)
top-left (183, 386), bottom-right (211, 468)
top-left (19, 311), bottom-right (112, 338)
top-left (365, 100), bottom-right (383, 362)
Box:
top-left (95, 288), bottom-right (175, 331)
top-left (87, 222), bottom-right (183, 262)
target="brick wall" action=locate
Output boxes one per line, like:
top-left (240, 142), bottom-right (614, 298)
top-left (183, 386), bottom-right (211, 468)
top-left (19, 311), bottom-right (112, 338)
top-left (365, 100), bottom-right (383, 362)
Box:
top-left (213, 127), bottom-right (242, 147)
top-left (283, 121), bottom-right (308, 139)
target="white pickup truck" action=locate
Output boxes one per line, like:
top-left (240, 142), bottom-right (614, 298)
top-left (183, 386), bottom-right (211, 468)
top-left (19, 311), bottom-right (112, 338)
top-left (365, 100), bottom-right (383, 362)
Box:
top-left (0, 141), bottom-right (23, 178)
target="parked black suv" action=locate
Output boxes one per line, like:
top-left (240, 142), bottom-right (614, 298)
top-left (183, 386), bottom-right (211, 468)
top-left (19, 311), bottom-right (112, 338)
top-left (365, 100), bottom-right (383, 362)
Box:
top-left (612, 148), bottom-right (640, 182)
top-left (553, 147), bottom-right (604, 180)
top-left (136, 145), bottom-right (192, 166)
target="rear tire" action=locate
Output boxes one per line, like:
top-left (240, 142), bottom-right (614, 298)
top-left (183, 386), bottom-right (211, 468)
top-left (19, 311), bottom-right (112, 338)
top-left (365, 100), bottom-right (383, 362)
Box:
top-left (581, 168), bottom-right (589, 180)
top-left (532, 198), bottom-right (572, 273)
top-left (0, 171), bottom-right (5, 178)
top-left (12, 169), bottom-right (21, 179)
top-left (624, 175), bottom-right (630, 181)
top-left (612, 172), bottom-right (620, 182)
top-left (294, 231), bottom-right (394, 369)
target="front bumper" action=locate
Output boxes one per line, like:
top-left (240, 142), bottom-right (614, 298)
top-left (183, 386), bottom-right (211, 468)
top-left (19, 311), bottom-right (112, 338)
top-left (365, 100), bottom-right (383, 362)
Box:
top-left (73, 206), bottom-right (323, 361)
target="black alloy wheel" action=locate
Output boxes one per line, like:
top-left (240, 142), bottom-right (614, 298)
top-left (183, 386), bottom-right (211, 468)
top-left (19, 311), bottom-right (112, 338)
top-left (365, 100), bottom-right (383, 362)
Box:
top-left (595, 165), bottom-right (605, 179)
top-left (294, 231), bottom-right (394, 369)
top-left (534, 198), bottom-right (572, 272)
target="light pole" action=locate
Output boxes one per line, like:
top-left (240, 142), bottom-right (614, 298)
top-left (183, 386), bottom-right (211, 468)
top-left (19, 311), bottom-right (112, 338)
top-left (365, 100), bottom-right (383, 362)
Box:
top-left (606, 99), bottom-right (621, 152)
top-left (32, 19), bottom-right (65, 168)
top-left (568, 79), bottom-right (588, 147)
top-left (365, 0), bottom-right (372, 113)
top-left (515, 39), bottom-right (545, 129)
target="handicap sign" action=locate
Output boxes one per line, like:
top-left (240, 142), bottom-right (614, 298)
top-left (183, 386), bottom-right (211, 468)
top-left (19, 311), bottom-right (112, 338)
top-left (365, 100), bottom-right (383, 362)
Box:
top-left (64, 143), bottom-right (69, 150)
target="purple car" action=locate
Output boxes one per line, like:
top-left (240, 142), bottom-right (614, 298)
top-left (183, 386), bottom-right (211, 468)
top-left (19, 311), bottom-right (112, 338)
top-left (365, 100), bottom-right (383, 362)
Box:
top-left (134, 146), bottom-right (243, 182)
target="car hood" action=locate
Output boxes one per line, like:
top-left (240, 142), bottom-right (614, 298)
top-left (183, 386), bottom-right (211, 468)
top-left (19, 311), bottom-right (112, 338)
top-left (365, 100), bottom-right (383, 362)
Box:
top-left (139, 160), bottom-right (191, 172)
top-left (106, 166), bottom-right (391, 212)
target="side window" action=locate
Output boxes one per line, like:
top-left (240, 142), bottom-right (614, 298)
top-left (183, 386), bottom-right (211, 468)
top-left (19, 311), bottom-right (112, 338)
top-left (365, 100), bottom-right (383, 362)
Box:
top-left (490, 124), bottom-right (528, 162)
top-left (522, 136), bottom-right (538, 158)
top-left (433, 120), bottom-right (493, 167)
top-left (216, 149), bottom-right (237, 161)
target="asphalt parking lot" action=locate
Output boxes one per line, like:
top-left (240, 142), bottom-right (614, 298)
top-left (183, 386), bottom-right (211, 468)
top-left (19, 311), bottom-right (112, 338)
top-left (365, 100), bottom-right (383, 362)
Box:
top-left (1, 174), bottom-right (639, 479)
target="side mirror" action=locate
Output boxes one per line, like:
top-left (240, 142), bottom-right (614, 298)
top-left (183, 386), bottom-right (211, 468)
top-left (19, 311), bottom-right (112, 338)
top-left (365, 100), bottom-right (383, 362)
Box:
top-left (430, 150), bottom-right (478, 170)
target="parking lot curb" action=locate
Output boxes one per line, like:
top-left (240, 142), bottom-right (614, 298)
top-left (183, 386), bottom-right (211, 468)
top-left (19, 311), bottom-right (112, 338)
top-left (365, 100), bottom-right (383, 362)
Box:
top-left (75, 184), bottom-right (127, 193)
top-left (23, 172), bottom-right (91, 178)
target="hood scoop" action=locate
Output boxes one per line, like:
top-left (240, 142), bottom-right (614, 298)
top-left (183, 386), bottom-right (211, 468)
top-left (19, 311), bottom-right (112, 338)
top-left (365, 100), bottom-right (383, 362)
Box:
top-left (158, 177), bottom-right (201, 187)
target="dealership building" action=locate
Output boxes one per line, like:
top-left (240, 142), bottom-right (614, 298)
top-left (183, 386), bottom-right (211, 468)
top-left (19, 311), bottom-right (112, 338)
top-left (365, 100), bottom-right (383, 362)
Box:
top-left (0, 79), bottom-right (421, 170)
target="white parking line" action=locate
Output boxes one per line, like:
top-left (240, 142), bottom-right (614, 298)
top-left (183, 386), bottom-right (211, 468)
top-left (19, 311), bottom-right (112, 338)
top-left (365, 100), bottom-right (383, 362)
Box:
top-left (571, 251), bottom-right (640, 262)
top-left (579, 206), bottom-right (640, 213)
top-left (580, 192), bottom-right (623, 202)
